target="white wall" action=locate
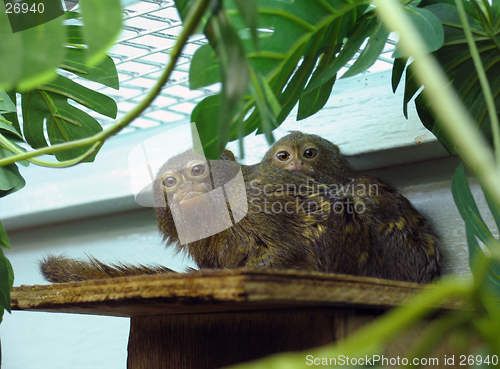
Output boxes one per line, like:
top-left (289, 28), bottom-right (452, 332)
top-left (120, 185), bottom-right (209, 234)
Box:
top-left (1, 70), bottom-right (488, 369)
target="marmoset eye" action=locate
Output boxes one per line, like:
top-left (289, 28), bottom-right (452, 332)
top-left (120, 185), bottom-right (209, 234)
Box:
top-left (303, 149), bottom-right (318, 159)
top-left (191, 164), bottom-right (205, 176)
top-left (276, 151), bottom-right (290, 161)
top-left (164, 177), bottom-right (177, 187)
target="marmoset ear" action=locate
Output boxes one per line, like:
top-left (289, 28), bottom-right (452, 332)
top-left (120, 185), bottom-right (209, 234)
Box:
top-left (223, 149), bottom-right (236, 161)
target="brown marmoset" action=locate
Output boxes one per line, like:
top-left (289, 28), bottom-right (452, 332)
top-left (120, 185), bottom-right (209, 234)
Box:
top-left (154, 148), bottom-right (333, 270)
top-left (41, 131), bottom-right (441, 284)
top-left (261, 131), bottom-right (441, 283)
top-left (261, 130), bottom-right (353, 184)
top-left (41, 148), bottom-right (334, 282)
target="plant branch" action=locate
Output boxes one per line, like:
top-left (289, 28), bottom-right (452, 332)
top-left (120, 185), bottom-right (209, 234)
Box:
top-left (0, 132), bottom-right (102, 167)
top-left (0, 0), bottom-right (213, 168)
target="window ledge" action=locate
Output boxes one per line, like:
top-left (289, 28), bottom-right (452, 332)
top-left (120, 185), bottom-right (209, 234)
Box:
top-left (0, 70), bottom-right (448, 231)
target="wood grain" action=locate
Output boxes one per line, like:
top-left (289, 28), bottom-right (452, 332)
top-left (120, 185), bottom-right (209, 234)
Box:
top-left (11, 269), bottom-right (457, 317)
top-left (127, 309), bottom-right (345, 369)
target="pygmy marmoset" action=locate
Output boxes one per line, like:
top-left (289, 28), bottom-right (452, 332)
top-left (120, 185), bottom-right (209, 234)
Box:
top-left (261, 131), bottom-right (442, 283)
top-left (40, 132), bottom-right (441, 284)
top-left (41, 148), bottom-right (334, 281)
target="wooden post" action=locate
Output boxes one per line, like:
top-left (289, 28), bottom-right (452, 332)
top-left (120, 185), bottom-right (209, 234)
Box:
top-left (11, 270), bottom-right (462, 368)
top-left (127, 309), bottom-right (373, 369)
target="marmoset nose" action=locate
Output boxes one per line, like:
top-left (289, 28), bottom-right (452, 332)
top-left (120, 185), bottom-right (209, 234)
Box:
top-left (288, 160), bottom-right (305, 172)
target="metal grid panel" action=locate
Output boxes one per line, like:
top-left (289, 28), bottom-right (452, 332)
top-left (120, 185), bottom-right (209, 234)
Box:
top-left (91, 0), bottom-right (211, 134)
top-left (74, 0), bottom-right (396, 135)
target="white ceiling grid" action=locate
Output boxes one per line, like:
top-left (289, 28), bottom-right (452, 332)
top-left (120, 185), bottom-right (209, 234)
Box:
top-left (72, 0), bottom-right (396, 135)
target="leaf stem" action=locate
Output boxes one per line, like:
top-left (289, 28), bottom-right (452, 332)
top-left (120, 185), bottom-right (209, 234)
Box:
top-left (455, 0), bottom-right (500, 165)
top-left (0, 0), bottom-right (213, 168)
top-left (0, 132), bottom-right (102, 167)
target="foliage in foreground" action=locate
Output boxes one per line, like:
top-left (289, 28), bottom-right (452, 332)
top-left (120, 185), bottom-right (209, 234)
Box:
top-left (1, 0), bottom-right (500, 365)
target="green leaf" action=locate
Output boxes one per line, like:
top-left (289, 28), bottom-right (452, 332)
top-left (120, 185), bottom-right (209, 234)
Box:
top-left (5, 0), bottom-right (64, 33)
top-left (493, 0), bottom-right (500, 28)
top-left (297, 74), bottom-right (336, 121)
top-left (24, 91), bottom-right (104, 162)
top-left (43, 75), bottom-right (117, 119)
top-left (0, 246), bottom-right (13, 314)
top-left (66, 25), bottom-right (85, 45)
top-left (0, 90), bottom-right (16, 114)
top-left (79, 0), bottom-right (122, 66)
top-left (0, 120), bottom-right (23, 140)
top-left (484, 188), bottom-right (500, 236)
top-left (0, 220), bottom-right (11, 250)
top-left (0, 166), bottom-right (21, 192)
top-left (274, 53), bottom-right (318, 129)
top-left (192, 95), bottom-right (221, 158)
top-left (393, 6), bottom-right (444, 59)
top-left (47, 93), bottom-right (104, 144)
top-left (174, 0), bottom-right (211, 35)
top-left (303, 15), bottom-right (378, 95)
top-left (0, 174), bottom-right (24, 198)
top-left (0, 2), bottom-right (65, 91)
top-left (211, 8), bottom-right (251, 155)
top-left (173, 0), bottom-right (194, 20)
top-left (415, 92), bottom-right (455, 153)
top-left (453, 165), bottom-right (500, 296)
top-left (61, 48), bottom-right (119, 90)
top-left (11, 14), bottom-right (119, 163)
top-left (232, 0), bottom-right (259, 49)
top-left (3, 141), bottom-right (29, 168)
top-left (392, 58), bottom-right (408, 93)
top-left (189, 44), bottom-right (220, 89)
top-left (250, 46), bottom-right (304, 136)
top-left (2, 90), bottom-right (21, 135)
top-left (466, 224), bottom-right (500, 298)
top-left (0, 150), bottom-right (22, 192)
top-left (0, 147), bottom-right (25, 196)
top-left (402, 1), bottom-right (500, 152)
top-left (21, 90), bottom-right (51, 149)
top-left (188, 0), bottom-right (374, 153)
top-left (465, 223), bottom-right (484, 278)
top-left (21, 74), bottom-right (114, 162)
top-left (419, 0), bottom-right (478, 18)
top-left (425, 2), bottom-right (482, 40)
top-left (451, 164), bottom-right (496, 247)
top-left (22, 74), bottom-right (117, 148)
top-left (259, 74), bottom-right (281, 118)
top-left (402, 64), bottom-right (422, 119)
top-left (252, 72), bottom-right (280, 143)
top-left (0, 90), bottom-right (22, 139)
top-left (297, 30), bottom-right (340, 121)
top-left (342, 20), bottom-right (390, 78)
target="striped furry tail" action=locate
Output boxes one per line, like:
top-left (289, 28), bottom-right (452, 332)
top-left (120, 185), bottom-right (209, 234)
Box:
top-left (40, 254), bottom-right (177, 283)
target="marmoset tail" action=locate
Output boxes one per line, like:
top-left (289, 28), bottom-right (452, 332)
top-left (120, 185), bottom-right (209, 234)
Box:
top-left (40, 254), bottom-right (176, 283)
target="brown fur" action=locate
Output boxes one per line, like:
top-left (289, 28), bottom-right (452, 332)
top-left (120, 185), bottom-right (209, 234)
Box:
top-left (40, 132), bottom-right (441, 284)
top-left (262, 131), bottom-right (442, 283)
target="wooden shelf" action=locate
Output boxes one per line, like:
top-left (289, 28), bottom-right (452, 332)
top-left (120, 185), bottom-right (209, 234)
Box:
top-left (11, 269), bottom-right (455, 317)
top-left (11, 270), bottom-right (461, 369)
